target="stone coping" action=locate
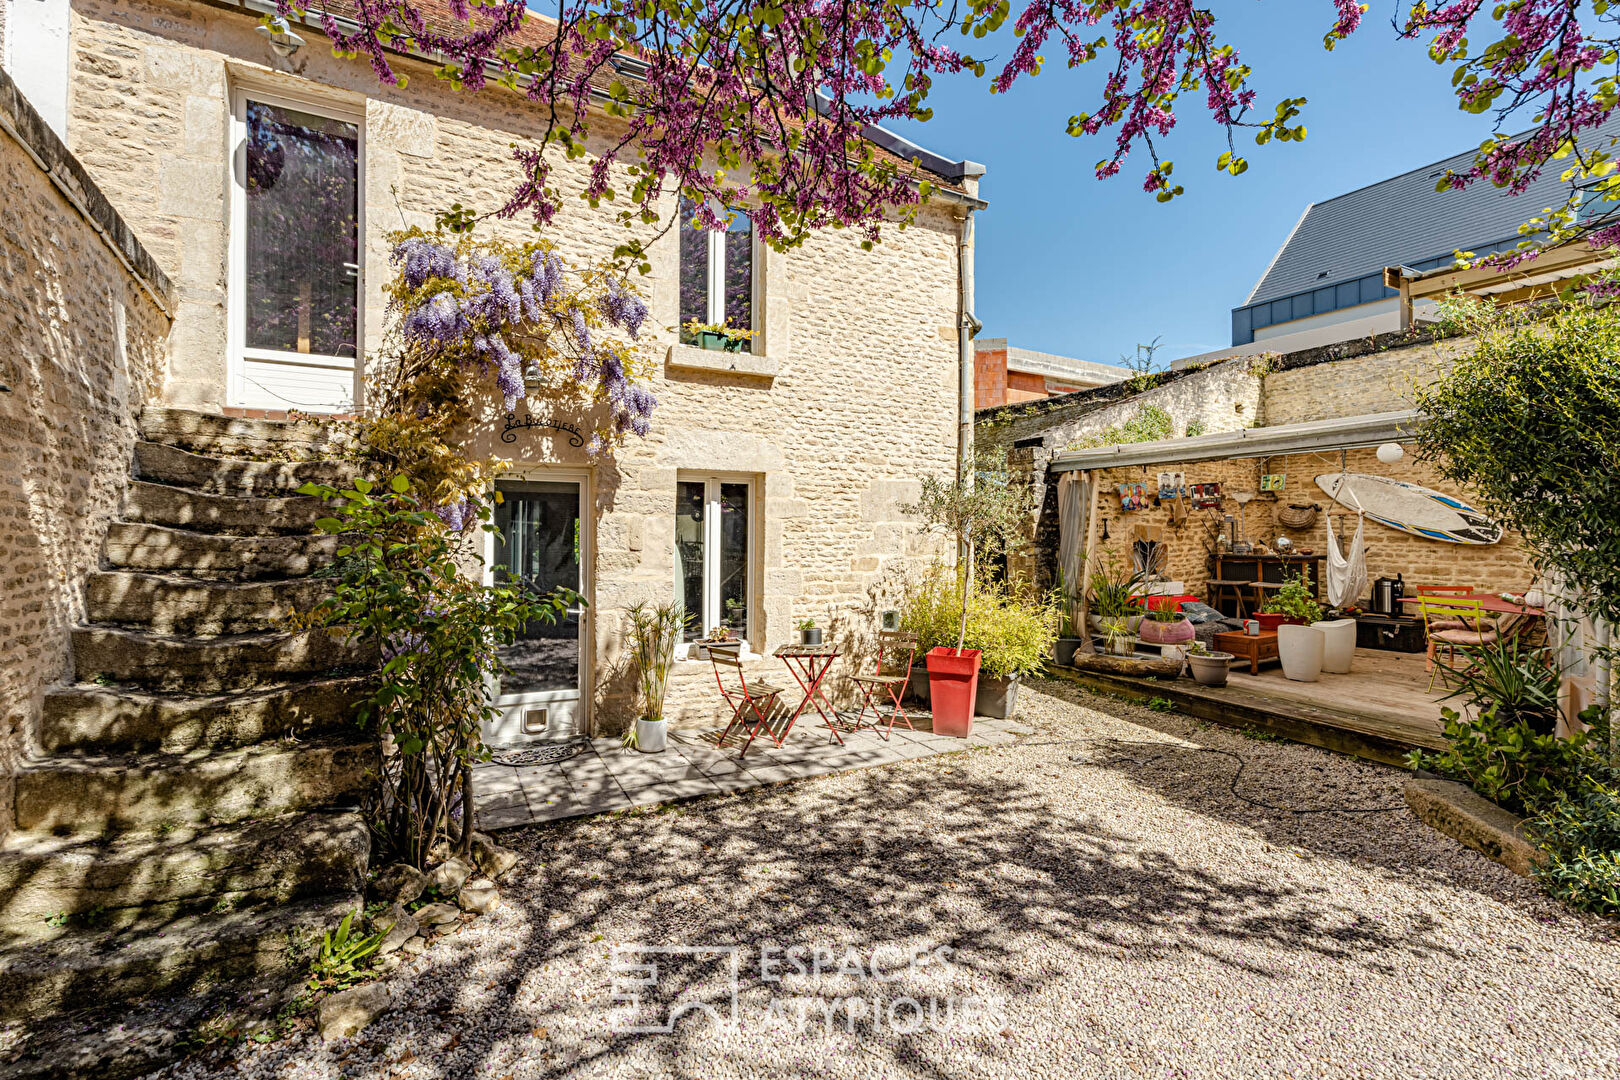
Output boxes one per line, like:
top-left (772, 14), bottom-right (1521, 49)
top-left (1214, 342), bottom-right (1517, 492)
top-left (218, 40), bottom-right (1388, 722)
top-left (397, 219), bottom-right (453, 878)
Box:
top-left (664, 343), bottom-right (779, 381)
top-left (0, 66), bottom-right (176, 315)
top-left (1403, 776), bottom-right (1545, 878)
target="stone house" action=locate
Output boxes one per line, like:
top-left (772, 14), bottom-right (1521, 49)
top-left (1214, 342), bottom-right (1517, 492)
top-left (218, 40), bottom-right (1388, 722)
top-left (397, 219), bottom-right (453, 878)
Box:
top-left (4, 0), bottom-right (986, 754)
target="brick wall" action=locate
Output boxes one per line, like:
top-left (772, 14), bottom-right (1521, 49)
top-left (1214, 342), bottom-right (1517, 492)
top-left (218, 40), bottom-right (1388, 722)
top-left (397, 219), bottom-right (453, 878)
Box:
top-left (0, 67), bottom-right (172, 836)
top-left (65, 0), bottom-right (964, 732)
top-left (974, 344), bottom-right (1008, 408)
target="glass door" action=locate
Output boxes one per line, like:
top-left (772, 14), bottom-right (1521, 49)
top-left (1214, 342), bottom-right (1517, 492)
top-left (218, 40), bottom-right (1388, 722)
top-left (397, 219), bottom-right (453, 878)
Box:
top-left (229, 92), bottom-right (361, 411)
top-left (487, 480), bottom-right (586, 743)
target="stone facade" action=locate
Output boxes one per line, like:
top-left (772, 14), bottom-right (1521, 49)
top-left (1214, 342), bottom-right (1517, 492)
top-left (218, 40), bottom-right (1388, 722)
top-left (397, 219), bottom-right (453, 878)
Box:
top-left (984, 333), bottom-right (1536, 605)
top-left (63, 0), bottom-right (973, 733)
top-left (0, 67), bottom-right (173, 836)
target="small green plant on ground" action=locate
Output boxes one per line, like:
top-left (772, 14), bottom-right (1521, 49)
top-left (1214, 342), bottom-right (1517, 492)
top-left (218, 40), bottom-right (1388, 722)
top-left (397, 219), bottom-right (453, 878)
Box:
top-left (1147, 697), bottom-right (1175, 712)
top-left (306, 910), bottom-right (388, 992)
top-left (1259, 572), bottom-right (1322, 623)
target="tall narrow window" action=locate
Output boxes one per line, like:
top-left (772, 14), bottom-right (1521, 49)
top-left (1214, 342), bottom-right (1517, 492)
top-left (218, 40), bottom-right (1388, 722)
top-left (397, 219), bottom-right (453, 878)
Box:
top-left (674, 477), bottom-right (753, 644)
top-left (679, 200), bottom-right (755, 349)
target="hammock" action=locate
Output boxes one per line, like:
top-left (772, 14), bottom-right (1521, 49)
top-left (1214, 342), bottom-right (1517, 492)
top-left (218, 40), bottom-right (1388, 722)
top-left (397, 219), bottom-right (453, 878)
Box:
top-left (1326, 512), bottom-right (1368, 609)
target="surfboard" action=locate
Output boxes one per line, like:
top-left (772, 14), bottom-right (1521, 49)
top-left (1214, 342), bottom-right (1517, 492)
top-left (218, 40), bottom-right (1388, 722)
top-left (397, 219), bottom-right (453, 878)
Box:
top-left (1313, 473), bottom-right (1502, 545)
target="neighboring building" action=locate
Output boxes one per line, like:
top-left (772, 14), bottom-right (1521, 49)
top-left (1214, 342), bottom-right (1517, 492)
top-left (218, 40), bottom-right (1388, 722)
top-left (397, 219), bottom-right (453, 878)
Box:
top-left (973, 338), bottom-right (1129, 408)
top-left (1172, 121), bottom-right (1620, 368)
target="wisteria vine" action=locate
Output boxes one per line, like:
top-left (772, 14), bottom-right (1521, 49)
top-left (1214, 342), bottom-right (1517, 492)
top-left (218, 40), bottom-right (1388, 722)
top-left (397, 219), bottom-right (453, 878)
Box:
top-left (280, 0), bottom-right (1620, 256)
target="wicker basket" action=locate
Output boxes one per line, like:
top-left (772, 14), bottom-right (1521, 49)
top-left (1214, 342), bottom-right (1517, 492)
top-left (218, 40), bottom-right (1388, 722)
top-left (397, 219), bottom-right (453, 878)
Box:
top-left (1276, 503), bottom-right (1320, 530)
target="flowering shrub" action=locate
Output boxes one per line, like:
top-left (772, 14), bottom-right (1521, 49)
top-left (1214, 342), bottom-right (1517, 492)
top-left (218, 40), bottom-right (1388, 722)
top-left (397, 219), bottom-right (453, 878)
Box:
top-left (356, 227), bottom-right (657, 523)
top-left (299, 476), bottom-right (572, 868)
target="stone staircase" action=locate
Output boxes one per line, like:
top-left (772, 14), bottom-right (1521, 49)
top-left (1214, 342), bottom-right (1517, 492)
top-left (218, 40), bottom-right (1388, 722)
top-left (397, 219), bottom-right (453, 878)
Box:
top-left (0, 408), bottom-right (376, 1021)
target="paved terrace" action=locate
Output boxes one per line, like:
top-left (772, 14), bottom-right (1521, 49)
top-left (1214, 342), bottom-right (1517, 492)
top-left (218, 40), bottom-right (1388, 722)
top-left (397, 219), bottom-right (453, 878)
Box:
top-left (474, 714), bottom-right (1034, 829)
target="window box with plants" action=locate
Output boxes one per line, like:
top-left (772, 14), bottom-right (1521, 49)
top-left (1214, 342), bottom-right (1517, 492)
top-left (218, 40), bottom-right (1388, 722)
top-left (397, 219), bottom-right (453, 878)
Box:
top-left (682, 319), bottom-right (755, 353)
top-left (693, 626), bottom-right (741, 660)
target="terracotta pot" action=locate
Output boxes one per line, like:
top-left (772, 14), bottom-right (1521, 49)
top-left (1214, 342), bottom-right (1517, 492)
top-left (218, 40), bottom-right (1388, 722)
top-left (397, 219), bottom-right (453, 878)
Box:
top-left (1254, 612), bottom-right (1304, 632)
top-left (926, 647), bottom-right (981, 737)
top-left (1139, 616), bottom-right (1195, 644)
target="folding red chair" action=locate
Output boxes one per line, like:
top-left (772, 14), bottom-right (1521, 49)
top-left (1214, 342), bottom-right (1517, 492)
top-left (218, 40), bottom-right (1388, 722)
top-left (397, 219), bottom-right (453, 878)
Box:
top-left (709, 644), bottom-right (787, 757)
top-left (849, 631), bottom-right (918, 740)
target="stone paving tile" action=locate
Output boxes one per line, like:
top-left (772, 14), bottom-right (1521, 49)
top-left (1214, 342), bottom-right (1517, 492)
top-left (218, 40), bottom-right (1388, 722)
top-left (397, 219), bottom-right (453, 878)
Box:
top-left (475, 711), bottom-right (1027, 829)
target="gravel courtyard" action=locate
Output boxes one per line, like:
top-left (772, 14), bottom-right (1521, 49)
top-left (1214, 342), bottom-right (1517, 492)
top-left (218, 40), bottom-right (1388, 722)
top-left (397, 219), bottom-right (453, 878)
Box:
top-left (169, 680), bottom-right (1620, 1080)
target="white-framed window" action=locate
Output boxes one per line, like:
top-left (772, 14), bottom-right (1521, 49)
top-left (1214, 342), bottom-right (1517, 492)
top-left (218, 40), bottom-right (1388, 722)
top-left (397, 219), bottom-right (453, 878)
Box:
top-left (679, 199), bottom-right (757, 350)
top-left (675, 475), bottom-right (755, 646)
top-left (226, 83), bottom-right (364, 411)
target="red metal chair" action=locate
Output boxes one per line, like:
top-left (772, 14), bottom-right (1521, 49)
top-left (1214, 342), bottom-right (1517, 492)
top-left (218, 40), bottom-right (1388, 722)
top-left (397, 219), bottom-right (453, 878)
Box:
top-left (709, 644), bottom-right (787, 757)
top-left (849, 631), bottom-right (918, 740)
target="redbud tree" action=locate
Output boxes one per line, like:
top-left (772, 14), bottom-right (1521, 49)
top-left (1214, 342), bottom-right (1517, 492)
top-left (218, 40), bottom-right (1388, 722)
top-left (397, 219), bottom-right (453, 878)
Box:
top-left (277, 0), bottom-right (1620, 258)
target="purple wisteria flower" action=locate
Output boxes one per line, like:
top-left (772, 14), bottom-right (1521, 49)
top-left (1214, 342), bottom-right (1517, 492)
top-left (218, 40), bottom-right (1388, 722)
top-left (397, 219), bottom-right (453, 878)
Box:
top-left (393, 237), bottom-right (457, 291)
top-left (600, 278), bottom-right (648, 338)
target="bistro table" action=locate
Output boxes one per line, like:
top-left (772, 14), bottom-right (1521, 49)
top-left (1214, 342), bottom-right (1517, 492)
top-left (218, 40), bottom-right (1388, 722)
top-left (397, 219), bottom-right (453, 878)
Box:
top-left (771, 643), bottom-right (847, 747)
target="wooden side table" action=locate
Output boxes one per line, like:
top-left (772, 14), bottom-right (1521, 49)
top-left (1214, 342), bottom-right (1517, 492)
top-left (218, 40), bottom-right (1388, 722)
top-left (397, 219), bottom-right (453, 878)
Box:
top-left (1213, 630), bottom-right (1280, 675)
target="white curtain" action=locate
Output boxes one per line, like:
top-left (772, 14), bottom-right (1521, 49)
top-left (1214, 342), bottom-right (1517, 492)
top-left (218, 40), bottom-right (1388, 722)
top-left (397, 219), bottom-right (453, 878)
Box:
top-left (1056, 471), bottom-right (1087, 593)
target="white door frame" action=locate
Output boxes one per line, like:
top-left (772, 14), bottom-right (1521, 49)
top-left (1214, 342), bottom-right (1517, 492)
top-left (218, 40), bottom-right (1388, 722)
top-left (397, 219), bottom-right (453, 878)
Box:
top-left (674, 471), bottom-right (759, 655)
top-left (226, 81), bottom-right (365, 411)
top-left (485, 470), bottom-right (593, 740)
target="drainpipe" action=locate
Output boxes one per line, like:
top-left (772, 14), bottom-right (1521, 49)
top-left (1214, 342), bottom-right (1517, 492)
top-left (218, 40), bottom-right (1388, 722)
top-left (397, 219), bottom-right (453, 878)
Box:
top-left (957, 207), bottom-right (978, 486)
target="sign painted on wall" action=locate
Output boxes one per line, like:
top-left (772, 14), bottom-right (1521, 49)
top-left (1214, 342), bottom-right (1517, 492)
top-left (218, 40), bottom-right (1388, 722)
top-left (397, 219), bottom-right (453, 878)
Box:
top-left (501, 411), bottom-right (586, 447)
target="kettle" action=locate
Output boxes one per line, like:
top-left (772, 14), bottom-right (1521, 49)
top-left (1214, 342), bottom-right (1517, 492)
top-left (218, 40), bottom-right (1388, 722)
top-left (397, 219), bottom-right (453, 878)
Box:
top-left (1372, 577), bottom-right (1397, 616)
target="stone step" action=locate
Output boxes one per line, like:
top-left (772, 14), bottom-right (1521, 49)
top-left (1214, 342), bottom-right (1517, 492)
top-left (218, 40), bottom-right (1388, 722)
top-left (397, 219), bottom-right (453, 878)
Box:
top-left (133, 440), bottom-right (353, 497)
top-left (123, 480), bottom-right (328, 536)
top-left (71, 625), bottom-right (371, 692)
top-left (12, 736), bottom-right (373, 834)
top-left (84, 570), bottom-right (334, 636)
top-left (0, 891), bottom-right (360, 1021)
top-left (40, 676), bottom-right (368, 755)
top-left (102, 521), bottom-right (346, 580)
top-left (0, 812), bottom-right (369, 945)
top-left (138, 406), bottom-right (345, 462)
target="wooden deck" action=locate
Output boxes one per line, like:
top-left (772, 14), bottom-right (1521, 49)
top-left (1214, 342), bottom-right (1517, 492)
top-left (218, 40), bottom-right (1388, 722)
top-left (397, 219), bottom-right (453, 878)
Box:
top-left (1050, 649), bottom-right (1449, 767)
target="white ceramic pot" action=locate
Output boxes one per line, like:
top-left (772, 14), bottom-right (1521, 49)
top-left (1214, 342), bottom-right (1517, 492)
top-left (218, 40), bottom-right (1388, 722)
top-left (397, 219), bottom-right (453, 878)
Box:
top-left (1311, 618), bottom-right (1357, 674)
top-left (635, 717), bottom-right (667, 753)
top-left (1277, 624), bottom-right (1325, 683)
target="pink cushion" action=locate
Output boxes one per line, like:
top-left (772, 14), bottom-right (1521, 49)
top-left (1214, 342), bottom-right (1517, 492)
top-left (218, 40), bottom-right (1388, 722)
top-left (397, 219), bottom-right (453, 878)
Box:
top-left (1433, 629), bottom-right (1498, 645)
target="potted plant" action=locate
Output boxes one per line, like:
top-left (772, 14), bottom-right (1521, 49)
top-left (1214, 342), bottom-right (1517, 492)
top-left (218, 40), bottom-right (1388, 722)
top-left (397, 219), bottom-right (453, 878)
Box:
top-left (1256, 572), bottom-right (1321, 631)
top-left (1138, 599), bottom-right (1195, 646)
top-left (902, 459), bottom-right (1029, 738)
top-left (693, 625), bottom-right (738, 660)
top-left (1053, 567), bottom-right (1086, 667)
top-left (1101, 621), bottom-right (1135, 657)
top-left (1087, 552), bottom-right (1146, 637)
top-left (963, 580), bottom-right (1058, 719)
top-left (896, 562), bottom-right (960, 705)
top-left (682, 319), bottom-right (756, 353)
top-left (1186, 641), bottom-right (1234, 687)
top-left (623, 602), bottom-right (687, 753)
top-left (796, 617), bottom-right (823, 647)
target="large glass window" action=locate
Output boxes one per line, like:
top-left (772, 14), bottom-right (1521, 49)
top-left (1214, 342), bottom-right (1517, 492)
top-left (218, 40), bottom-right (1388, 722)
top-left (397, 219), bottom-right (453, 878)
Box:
top-left (674, 477), bottom-right (752, 644)
top-left (679, 200), bottom-right (755, 349)
top-left (243, 100), bottom-right (359, 358)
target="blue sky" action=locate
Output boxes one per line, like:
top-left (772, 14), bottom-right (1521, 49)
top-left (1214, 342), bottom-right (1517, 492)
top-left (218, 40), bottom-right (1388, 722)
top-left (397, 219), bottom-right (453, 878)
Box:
top-left (880, 5), bottom-right (1508, 364)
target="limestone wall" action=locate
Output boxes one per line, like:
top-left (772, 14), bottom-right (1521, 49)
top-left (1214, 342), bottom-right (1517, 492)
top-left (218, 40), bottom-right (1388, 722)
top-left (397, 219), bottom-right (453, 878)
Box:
top-left (0, 68), bottom-right (173, 835)
top-left (65, 0), bottom-right (965, 732)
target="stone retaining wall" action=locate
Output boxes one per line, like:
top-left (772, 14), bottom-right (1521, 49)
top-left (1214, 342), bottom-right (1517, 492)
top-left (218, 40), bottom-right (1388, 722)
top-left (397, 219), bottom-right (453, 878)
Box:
top-left (0, 66), bottom-right (173, 836)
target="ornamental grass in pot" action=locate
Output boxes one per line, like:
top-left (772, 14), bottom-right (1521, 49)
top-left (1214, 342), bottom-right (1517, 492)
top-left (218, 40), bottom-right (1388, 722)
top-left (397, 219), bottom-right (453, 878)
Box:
top-left (1087, 552), bottom-right (1146, 637)
top-left (963, 580), bottom-right (1059, 720)
top-left (624, 601), bottom-right (687, 753)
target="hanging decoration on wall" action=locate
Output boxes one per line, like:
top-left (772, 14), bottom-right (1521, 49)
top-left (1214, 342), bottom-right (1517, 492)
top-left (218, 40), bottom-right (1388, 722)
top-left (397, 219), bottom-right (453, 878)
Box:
top-left (1260, 472), bottom-right (1287, 492)
top-left (1155, 471), bottom-right (1187, 500)
top-left (1117, 482), bottom-right (1151, 511)
top-left (1314, 472), bottom-right (1503, 545)
top-left (1189, 482), bottom-right (1223, 510)
top-left (501, 411), bottom-right (587, 447)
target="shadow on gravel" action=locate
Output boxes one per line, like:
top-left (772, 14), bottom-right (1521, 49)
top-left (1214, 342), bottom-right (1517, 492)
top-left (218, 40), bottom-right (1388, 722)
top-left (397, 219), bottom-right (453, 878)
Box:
top-left (277, 736), bottom-right (1469, 1080)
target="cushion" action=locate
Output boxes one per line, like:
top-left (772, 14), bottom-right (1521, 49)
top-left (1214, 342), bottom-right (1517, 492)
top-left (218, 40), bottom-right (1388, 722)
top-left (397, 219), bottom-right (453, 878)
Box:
top-left (1433, 629), bottom-right (1498, 645)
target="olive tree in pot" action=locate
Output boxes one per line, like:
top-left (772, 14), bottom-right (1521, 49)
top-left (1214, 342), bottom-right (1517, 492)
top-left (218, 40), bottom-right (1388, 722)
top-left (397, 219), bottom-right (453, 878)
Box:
top-left (623, 601), bottom-right (687, 753)
top-left (902, 456), bottom-right (1028, 737)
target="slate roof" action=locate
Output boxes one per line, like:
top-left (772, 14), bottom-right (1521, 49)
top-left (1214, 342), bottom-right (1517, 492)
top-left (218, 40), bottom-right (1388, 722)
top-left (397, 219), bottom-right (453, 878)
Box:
top-left (1245, 119), bottom-right (1620, 306)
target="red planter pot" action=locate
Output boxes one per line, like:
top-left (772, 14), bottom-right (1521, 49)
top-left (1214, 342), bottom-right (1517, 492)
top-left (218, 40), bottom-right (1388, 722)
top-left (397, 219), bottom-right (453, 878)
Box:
top-left (1255, 613), bottom-right (1305, 631)
top-left (926, 647), bottom-right (981, 738)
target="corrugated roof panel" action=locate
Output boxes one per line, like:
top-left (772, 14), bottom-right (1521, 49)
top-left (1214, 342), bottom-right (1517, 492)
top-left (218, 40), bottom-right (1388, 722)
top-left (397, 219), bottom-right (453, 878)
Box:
top-left (1247, 119), bottom-right (1620, 305)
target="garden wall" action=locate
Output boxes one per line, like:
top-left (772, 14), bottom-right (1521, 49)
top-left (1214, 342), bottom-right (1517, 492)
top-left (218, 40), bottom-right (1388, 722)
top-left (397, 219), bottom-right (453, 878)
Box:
top-left (0, 67), bottom-right (172, 836)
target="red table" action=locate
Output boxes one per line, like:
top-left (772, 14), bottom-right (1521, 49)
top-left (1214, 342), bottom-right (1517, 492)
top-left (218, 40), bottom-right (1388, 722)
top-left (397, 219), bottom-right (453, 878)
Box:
top-left (770, 644), bottom-right (846, 749)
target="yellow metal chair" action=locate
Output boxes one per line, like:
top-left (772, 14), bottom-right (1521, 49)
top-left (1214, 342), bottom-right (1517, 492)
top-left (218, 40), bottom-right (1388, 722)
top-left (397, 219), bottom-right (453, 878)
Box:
top-left (1416, 596), bottom-right (1497, 690)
